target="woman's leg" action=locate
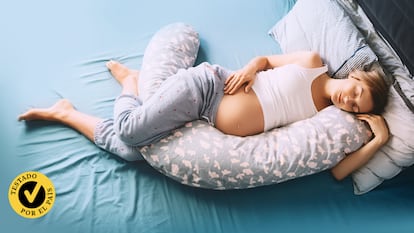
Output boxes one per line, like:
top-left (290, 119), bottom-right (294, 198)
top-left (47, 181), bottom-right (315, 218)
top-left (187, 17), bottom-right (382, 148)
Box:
top-left (18, 100), bottom-right (143, 161)
top-left (106, 61), bottom-right (227, 147)
top-left (18, 61), bottom-right (139, 138)
top-left (18, 62), bottom-right (227, 160)
top-left (18, 99), bottom-right (99, 141)
top-left (18, 62), bottom-right (144, 161)
top-left (18, 62), bottom-right (152, 161)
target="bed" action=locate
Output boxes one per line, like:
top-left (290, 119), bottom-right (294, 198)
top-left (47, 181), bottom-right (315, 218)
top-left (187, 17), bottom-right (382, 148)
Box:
top-left (1, 0), bottom-right (413, 233)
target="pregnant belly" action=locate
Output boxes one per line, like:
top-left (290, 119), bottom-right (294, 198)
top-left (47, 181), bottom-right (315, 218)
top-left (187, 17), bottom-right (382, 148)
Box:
top-left (215, 87), bottom-right (264, 136)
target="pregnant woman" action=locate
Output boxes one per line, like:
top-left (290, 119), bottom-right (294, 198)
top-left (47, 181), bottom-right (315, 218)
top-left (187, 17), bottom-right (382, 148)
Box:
top-left (18, 51), bottom-right (389, 180)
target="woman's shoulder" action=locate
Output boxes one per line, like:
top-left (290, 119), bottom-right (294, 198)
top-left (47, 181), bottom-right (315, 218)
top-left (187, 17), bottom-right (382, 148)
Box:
top-left (290, 51), bottom-right (323, 68)
top-left (305, 51), bottom-right (323, 68)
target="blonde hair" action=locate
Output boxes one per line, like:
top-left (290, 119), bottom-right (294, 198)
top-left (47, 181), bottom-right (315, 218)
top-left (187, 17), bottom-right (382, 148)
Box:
top-left (350, 68), bottom-right (389, 114)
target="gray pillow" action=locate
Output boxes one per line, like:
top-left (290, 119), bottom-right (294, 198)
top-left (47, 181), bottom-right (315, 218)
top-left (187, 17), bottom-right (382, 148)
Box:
top-left (138, 22), bottom-right (200, 102)
top-left (141, 106), bottom-right (372, 189)
top-left (136, 22), bottom-right (372, 189)
top-left (268, 0), bottom-right (378, 79)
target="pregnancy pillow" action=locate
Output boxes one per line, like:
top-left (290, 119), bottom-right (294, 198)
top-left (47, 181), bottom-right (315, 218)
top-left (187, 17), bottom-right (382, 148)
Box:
top-left (141, 107), bottom-right (371, 189)
top-left (136, 22), bottom-right (372, 189)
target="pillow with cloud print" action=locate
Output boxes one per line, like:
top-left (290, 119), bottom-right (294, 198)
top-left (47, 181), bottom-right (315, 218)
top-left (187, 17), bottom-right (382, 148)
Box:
top-left (134, 22), bottom-right (372, 189)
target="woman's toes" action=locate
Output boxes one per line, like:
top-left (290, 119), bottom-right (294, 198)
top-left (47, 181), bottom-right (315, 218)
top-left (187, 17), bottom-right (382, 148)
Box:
top-left (18, 112), bottom-right (29, 121)
top-left (17, 99), bottom-right (74, 122)
top-left (106, 60), bottom-right (116, 69)
top-left (17, 109), bottom-right (44, 121)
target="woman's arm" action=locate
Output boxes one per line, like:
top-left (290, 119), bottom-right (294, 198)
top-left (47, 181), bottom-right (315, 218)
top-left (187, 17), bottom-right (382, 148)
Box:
top-left (331, 114), bottom-right (389, 180)
top-left (224, 51), bottom-right (322, 94)
top-left (263, 51), bottom-right (323, 70)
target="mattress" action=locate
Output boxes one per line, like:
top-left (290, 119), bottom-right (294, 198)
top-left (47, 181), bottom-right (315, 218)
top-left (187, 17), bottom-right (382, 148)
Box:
top-left (1, 1), bottom-right (413, 233)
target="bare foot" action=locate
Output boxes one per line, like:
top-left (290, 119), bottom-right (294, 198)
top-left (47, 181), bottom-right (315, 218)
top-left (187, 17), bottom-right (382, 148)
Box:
top-left (18, 99), bottom-right (75, 122)
top-left (106, 60), bottom-right (139, 85)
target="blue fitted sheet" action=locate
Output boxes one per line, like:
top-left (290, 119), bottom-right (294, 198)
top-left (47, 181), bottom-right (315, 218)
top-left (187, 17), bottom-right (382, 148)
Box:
top-left (1, 1), bottom-right (413, 233)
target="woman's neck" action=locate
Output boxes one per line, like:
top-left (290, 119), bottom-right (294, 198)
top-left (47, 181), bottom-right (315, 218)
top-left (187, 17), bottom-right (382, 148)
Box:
top-left (312, 74), bottom-right (338, 111)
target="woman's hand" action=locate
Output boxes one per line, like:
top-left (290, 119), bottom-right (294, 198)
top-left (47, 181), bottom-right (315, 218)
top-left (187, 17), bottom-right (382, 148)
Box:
top-left (331, 114), bottom-right (389, 180)
top-left (357, 114), bottom-right (389, 146)
top-left (224, 68), bottom-right (256, 95)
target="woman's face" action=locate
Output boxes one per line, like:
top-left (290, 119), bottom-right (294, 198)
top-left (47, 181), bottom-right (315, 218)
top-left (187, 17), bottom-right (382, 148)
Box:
top-left (331, 76), bottom-right (374, 113)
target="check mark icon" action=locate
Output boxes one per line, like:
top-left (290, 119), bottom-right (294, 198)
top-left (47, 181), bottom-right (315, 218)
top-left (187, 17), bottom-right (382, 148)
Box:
top-left (24, 182), bottom-right (41, 203)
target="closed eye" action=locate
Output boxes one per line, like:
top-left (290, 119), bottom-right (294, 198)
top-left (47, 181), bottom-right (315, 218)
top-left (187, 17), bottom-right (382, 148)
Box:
top-left (358, 86), bottom-right (364, 98)
top-left (355, 86), bottom-right (362, 97)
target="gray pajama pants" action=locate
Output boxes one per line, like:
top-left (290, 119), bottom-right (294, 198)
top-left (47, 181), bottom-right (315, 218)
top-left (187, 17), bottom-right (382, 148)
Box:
top-left (94, 62), bottom-right (232, 161)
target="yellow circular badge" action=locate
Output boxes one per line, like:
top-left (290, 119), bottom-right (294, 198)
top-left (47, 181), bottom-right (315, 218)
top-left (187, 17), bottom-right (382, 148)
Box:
top-left (8, 171), bottom-right (55, 219)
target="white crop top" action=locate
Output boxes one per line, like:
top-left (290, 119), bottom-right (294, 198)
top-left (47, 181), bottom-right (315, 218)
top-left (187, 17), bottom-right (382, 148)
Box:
top-left (251, 64), bottom-right (328, 131)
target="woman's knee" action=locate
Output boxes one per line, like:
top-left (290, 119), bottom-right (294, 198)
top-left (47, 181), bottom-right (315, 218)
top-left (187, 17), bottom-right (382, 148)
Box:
top-left (117, 126), bottom-right (148, 146)
top-left (116, 121), bottom-right (166, 147)
top-left (114, 146), bottom-right (143, 161)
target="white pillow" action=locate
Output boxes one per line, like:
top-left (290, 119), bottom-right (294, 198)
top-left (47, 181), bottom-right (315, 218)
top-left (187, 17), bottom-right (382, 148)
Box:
top-left (336, 0), bottom-right (414, 194)
top-left (352, 87), bottom-right (414, 194)
top-left (269, 0), bottom-right (377, 79)
top-left (269, 0), bottom-right (414, 194)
